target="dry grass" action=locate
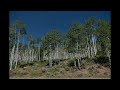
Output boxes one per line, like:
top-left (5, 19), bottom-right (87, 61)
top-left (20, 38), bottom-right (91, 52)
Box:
top-left (9, 61), bottom-right (111, 79)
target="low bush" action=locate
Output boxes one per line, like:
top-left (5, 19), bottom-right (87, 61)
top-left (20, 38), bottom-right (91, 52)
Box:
top-left (93, 56), bottom-right (109, 67)
top-left (68, 59), bottom-right (75, 67)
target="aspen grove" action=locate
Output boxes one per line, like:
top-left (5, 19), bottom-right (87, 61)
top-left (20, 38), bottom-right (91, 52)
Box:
top-left (9, 17), bottom-right (111, 70)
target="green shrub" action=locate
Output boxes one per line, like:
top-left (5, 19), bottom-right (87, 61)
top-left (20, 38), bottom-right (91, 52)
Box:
top-left (85, 58), bottom-right (94, 63)
top-left (68, 59), bottom-right (75, 67)
top-left (33, 60), bottom-right (48, 67)
top-left (93, 56), bottom-right (109, 67)
top-left (64, 66), bottom-right (70, 71)
top-left (49, 66), bottom-right (60, 73)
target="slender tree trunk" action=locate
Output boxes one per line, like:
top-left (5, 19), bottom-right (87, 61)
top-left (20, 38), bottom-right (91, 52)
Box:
top-left (38, 43), bottom-right (40, 61)
top-left (78, 59), bottom-right (80, 69)
top-left (87, 36), bottom-right (90, 58)
top-left (32, 49), bottom-right (34, 62)
top-left (10, 45), bottom-right (15, 70)
top-left (74, 60), bottom-right (76, 68)
top-left (76, 38), bottom-right (81, 69)
top-left (39, 46), bottom-right (40, 61)
top-left (15, 43), bottom-right (18, 69)
top-left (107, 50), bottom-right (111, 67)
top-left (49, 45), bottom-right (52, 67)
top-left (49, 53), bottom-right (52, 67)
top-left (14, 32), bottom-right (20, 69)
top-left (108, 55), bottom-right (111, 67)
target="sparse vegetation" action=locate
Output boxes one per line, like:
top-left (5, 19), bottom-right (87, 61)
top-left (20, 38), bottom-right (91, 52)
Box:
top-left (10, 60), bottom-right (110, 79)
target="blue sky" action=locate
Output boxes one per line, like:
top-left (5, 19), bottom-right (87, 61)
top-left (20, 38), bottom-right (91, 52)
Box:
top-left (9, 11), bottom-right (111, 44)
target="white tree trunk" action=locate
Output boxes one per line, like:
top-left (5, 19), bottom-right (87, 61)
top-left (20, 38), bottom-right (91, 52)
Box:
top-left (78, 59), bottom-right (80, 69)
top-left (9, 45), bottom-right (15, 70)
top-left (74, 60), bottom-right (76, 68)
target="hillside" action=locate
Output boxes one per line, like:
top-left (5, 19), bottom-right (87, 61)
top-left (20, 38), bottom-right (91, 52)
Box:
top-left (9, 12), bottom-right (111, 79)
top-left (9, 60), bottom-right (111, 79)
